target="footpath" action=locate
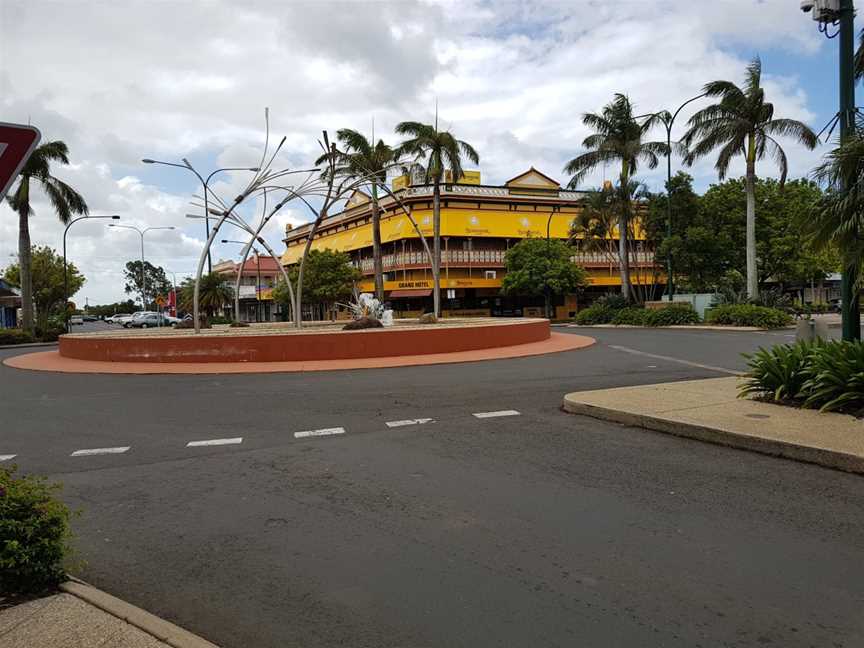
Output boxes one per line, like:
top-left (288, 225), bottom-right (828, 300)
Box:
top-left (563, 376), bottom-right (864, 474)
top-left (0, 579), bottom-right (217, 648)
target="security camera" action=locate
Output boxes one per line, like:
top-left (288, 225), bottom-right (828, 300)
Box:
top-left (800, 0), bottom-right (814, 12)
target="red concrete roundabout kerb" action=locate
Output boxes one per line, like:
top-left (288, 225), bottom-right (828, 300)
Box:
top-left (3, 319), bottom-right (595, 375)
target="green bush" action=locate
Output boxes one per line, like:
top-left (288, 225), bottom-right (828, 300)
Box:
top-left (574, 303), bottom-right (614, 325)
top-left (0, 329), bottom-right (35, 346)
top-left (740, 341), bottom-right (818, 402)
top-left (799, 341), bottom-right (864, 412)
top-left (0, 467), bottom-right (75, 594)
top-left (208, 315), bottom-right (232, 325)
top-left (741, 340), bottom-right (864, 414)
top-left (596, 293), bottom-right (629, 310)
top-left (706, 304), bottom-right (793, 329)
top-left (611, 307), bottom-right (650, 326)
top-left (645, 303), bottom-right (701, 326)
top-left (35, 326), bottom-right (64, 342)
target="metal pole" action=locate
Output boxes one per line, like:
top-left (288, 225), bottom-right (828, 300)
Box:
top-left (839, 0), bottom-right (859, 340)
top-left (139, 231), bottom-right (146, 311)
top-left (546, 212), bottom-right (554, 320)
top-left (63, 223), bottom-right (70, 333)
top-left (665, 121), bottom-right (674, 301)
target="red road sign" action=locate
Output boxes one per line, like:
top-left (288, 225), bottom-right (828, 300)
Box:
top-left (0, 122), bottom-right (41, 202)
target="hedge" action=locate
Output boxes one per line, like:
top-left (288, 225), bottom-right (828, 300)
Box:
top-left (706, 304), bottom-right (793, 329)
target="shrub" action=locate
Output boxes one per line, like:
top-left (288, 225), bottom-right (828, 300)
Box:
top-left (645, 303), bottom-right (701, 326)
top-left (574, 303), bottom-right (614, 325)
top-left (208, 315), bottom-right (232, 325)
top-left (0, 467), bottom-right (75, 594)
top-left (799, 341), bottom-right (864, 412)
top-left (0, 329), bottom-right (35, 346)
top-left (739, 341), bottom-right (818, 402)
top-left (229, 321), bottom-right (250, 328)
top-left (343, 317), bottom-right (384, 330)
top-left (596, 293), bottom-right (629, 310)
top-left (35, 326), bottom-right (64, 343)
top-left (611, 307), bottom-right (649, 326)
top-left (706, 304), bottom-right (793, 329)
top-left (740, 340), bottom-right (864, 414)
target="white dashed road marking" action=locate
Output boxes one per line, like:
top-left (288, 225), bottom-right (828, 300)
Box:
top-left (186, 437), bottom-right (243, 447)
top-left (385, 418), bottom-right (434, 428)
top-left (70, 447), bottom-right (130, 457)
top-left (473, 410), bottom-right (521, 419)
top-left (294, 427), bottom-right (346, 439)
top-left (0, 455), bottom-right (17, 462)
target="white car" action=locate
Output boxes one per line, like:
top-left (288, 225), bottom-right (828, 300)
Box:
top-left (112, 314), bottom-right (134, 326)
top-left (69, 315), bottom-right (84, 325)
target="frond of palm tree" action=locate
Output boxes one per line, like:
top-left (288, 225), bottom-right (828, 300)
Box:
top-left (682, 56), bottom-right (818, 298)
top-left (324, 128), bottom-right (398, 301)
top-left (394, 119), bottom-right (479, 316)
top-left (6, 140), bottom-right (88, 332)
top-left (562, 93), bottom-right (668, 300)
top-left (180, 272), bottom-right (232, 316)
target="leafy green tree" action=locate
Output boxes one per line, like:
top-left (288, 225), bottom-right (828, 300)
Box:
top-left (563, 93), bottom-right (667, 301)
top-left (288, 249), bottom-right (361, 319)
top-left (5, 141), bottom-right (88, 332)
top-left (322, 129), bottom-right (396, 302)
top-left (86, 300), bottom-right (138, 318)
top-left (123, 260), bottom-right (172, 309)
top-left (3, 246), bottom-right (85, 331)
top-left (682, 57), bottom-right (818, 298)
top-left (179, 272), bottom-right (232, 318)
top-left (645, 172), bottom-right (732, 292)
top-left (699, 177), bottom-right (826, 290)
top-left (395, 118), bottom-right (479, 317)
top-left (501, 238), bottom-right (587, 316)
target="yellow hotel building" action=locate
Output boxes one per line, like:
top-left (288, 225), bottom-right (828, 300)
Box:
top-left (282, 168), bottom-right (660, 319)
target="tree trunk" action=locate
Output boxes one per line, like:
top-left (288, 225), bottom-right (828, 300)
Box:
top-left (745, 144), bottom-right (758, 299)
top-left (17, 198), bottom-right (34, 333)
top-left (371, 183), bottom-right (384, 302)
top-left (618, 162), bottom-right (631, 302)
top-left (432, 180), bottom-right (441, 317)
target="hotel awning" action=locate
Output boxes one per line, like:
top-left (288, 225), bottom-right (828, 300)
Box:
top-left (388, 289), bottom-right (432, 298)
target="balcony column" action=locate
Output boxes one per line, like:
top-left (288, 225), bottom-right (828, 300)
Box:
top-left (444, 237), bottom-right (449, 281)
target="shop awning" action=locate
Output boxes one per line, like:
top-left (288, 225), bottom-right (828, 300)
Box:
top-left (388, 289), bottom-right (432, 298)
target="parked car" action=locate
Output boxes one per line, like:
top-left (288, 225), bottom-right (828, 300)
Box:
top-left (123, 311), bottom-right (155, 328)
top-left (128, 313), bottom-right (178, 328)
top-left (82, 315), bottom-right (98, 322)
top-left (69, 315), bottom-right (84, 325)
top-left (110, 313), bottom-right (133, 325)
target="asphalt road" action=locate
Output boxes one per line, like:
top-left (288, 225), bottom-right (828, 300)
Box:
top-left (2, 327), bottom-right (862, 648)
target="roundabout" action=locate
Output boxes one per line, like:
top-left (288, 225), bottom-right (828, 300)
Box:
top-left (3, 318), bottom-right (594, 374)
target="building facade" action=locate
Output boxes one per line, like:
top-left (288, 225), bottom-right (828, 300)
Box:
top-left (281, 168), bottom-right (662, 319)
top-left (214, 255), bottom-right (283, 322)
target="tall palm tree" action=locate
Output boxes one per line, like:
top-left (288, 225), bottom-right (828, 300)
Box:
top-left (6, 141), bottom-right (88, 332)
top-left (682, 57), bottom-right (818, 298)
top-left (395, 118), bottom-right (479, 317)
top-left (326, 129), bottom-right (396, 302)
top-left (563, 93), bottom-right (667, 301)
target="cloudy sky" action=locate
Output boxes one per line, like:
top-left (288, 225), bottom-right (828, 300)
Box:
top-left (0, 0), bottom-right (841, 304)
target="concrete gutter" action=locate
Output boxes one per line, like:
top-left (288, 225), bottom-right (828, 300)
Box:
top-left (563, 377), bottom-right (864, 475)
top-left (0, 341), bottom-right (58, 350)
top-left (567, 324), bottom-right (790, 332)
top-left (61, 578), bottom-right (219, 648)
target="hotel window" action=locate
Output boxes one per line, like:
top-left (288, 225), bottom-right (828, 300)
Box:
top-left (485, 271), bottom-right (497, 280)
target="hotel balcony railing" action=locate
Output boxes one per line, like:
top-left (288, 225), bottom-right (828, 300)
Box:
top-left (354, 249), bottom-right (655, 272)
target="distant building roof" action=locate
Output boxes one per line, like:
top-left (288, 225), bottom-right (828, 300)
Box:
top-left (216, 255), bottom-right (282, 275)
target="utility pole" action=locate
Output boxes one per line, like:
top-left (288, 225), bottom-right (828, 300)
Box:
top-left (838, 0), bottom-right (860, 340)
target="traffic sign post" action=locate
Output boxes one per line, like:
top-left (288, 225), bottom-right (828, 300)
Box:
top-left (0, 122), bottom-right (41, 202)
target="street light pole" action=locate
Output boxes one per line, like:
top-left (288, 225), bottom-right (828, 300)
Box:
top-left (109, 224), bottom-right (176, 311)
top-left (546, 212), bottom-right (554, 320)
top-left (638, 92), bottom-right (707, 302)
top-left (141, 159), bottom-right (258, 274)
top-left (63, 214), bottom-right (120, 332)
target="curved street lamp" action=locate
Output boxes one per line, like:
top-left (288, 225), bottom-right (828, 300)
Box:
top-left (141, 159), bottom-right (259, 273)
top-left (63, 214), bottom-right (120, 331)
top-left (637, 92), bottom-right (708, 301)
top-left (108, 224), bottom-right (176, 310)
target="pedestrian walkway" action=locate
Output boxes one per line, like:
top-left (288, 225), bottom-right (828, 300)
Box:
top-left (563, 377), bottom-right (864, 474)
top-left (0, 581), bottom-right (217, 648)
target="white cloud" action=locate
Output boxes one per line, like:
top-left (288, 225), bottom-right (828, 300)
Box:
top-left (0, 0), bottom-right (831, 302)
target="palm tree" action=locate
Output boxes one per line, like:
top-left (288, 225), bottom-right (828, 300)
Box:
top-left (179, 272), bottom-right (232, 318)
top-left (805, 136), bottom-right (864, 297)
top-left (563, 94), bottom-right (667, 301)
top-left (395, 118), bottom-right (479, 317)
top-left (6, 141), bottom-right (88, 332)
top-left (682, 57), bottom-right (818, 298)
top-left (325, 129), bottom-right (396, 302)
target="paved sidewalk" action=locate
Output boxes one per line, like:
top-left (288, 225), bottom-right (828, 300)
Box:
top-left (0, 581), bottom-right (218, 648)
top-left (563, 377), bottom-right (864, 474)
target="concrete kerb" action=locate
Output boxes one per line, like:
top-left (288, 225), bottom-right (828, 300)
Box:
top-left (0, 341), bottom-right (58, 350)
top-left (60, 578), bottom-right (219, 648)
top-left (566, 324), bottom-right (790, 332)
top-left (562, 392), bottom-right (864, 475)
